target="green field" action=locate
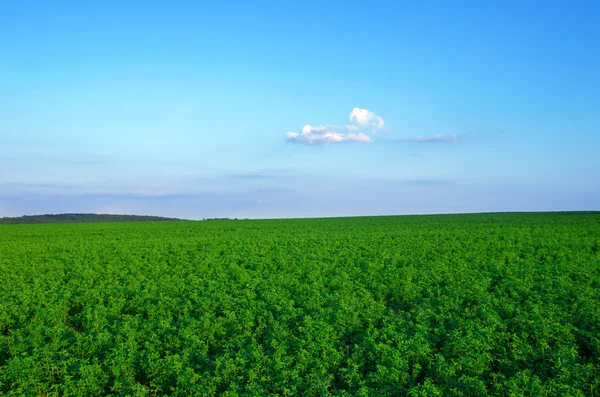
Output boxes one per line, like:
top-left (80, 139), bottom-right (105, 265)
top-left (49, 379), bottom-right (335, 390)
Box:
top-left (1, 213), bottom-right (599, 396)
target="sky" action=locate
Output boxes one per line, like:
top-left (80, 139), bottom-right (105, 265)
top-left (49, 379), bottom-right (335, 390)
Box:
top-left (1, 0), bottom-right (599, 219)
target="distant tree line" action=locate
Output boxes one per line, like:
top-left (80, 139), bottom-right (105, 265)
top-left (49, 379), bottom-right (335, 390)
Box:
top-left (0, 213), bottom-right (186, 224)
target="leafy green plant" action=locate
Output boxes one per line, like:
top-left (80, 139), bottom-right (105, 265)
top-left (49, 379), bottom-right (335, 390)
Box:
top-left (0, 213), bottom-right (598, 395)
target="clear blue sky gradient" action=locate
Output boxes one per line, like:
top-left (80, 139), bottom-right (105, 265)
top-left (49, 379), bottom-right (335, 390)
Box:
top-left (1, 0), bottom-right (599, 218)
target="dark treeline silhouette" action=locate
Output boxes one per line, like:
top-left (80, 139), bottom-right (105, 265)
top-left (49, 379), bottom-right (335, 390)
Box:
top-left (0, 213), bottom-right (186, 224)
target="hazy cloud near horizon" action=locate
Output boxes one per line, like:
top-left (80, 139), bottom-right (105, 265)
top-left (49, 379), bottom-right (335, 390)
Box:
top-left (2, 175), bottom-right (599, 220)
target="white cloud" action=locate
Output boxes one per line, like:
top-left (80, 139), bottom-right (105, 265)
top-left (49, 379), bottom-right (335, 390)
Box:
top-left (286, 124), bottom-right (372, 145)
top-left (349, 107), bottom-right (385, 131)
top-left (285, 107), bottom-right (385, 145)
top-left (400, 134), bottom-right (458, 144)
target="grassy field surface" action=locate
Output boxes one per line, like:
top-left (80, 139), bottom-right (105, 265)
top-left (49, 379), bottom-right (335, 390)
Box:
top-left (1, 213), bottom-right (599, 396)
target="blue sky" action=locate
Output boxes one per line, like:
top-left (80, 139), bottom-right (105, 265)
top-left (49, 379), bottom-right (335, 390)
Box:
top-left (1, 0), bottom-right (599, 219)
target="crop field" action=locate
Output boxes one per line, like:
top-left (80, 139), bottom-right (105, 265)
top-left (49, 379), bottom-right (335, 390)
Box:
top-left (0, 212), bottom-right (599, 396)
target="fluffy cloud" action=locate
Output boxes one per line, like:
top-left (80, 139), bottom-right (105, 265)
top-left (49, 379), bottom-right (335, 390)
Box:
top-left (286, 124), bottom-right (372, 145)
top-left (349, 107), bottom-right (385, 131)
top-left (285, 107), bottom-right (383, 145)
top-left (284, 109), bottom-right (462, 147)
top-left (400, 134), bottom-right (458, 144)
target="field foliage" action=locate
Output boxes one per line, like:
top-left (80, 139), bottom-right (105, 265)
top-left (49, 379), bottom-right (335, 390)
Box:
top-left (0, 213), bottom-right (599, 396)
